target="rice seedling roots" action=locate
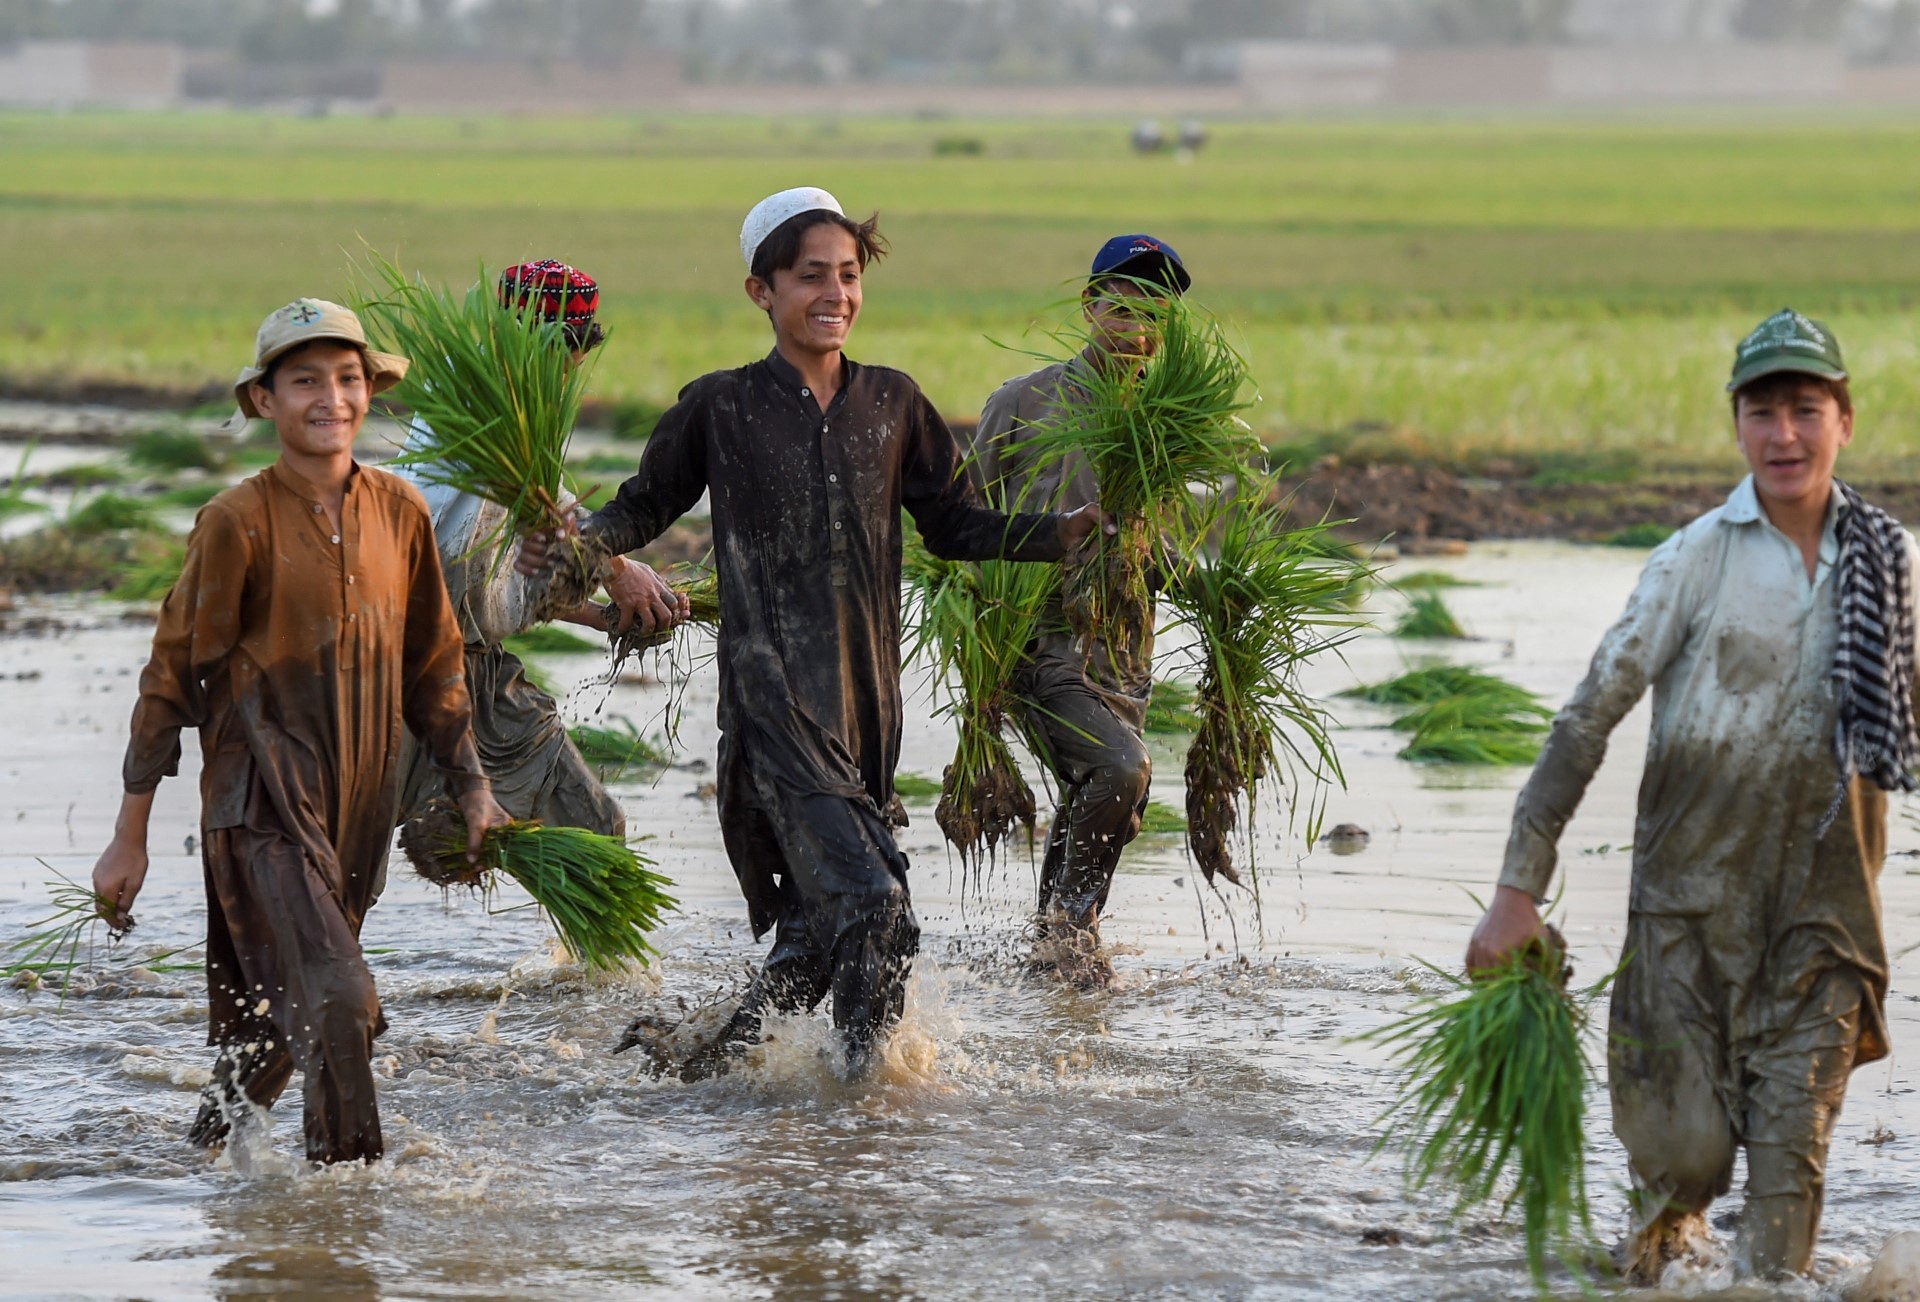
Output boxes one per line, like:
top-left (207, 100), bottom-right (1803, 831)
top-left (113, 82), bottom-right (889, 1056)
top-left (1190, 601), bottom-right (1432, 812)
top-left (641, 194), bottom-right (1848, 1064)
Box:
top-left (398, 799), bottom-right (492, 889)
top-left (935, 734), bottom-right (1036, 861)
top-left (1184, 708), bottom-right (1264, 887)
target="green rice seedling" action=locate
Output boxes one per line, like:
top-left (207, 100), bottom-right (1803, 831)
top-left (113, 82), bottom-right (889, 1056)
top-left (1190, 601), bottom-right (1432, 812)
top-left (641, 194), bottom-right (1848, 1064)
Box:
top-left (607, 398), bottom-right (664, 441)
top-left (66, 492), bottom-right (159, 536)
top-left (46, 462), bottom-right (125, 490)
top-left (892, 772), bottom-right (943, 802)
top-left (1393, 570), bottom-right (1477, 592)
top-left (504, 625), bottom-right (603, 656)
top-left (1364, 937), bottom-right (1609, 1290)
top-left (1341, 664), bottom-right (1537, 709)
top-left (1138, 800), bottom-right (1187, 835)
top-left (1019, 291), bottom-right (1262, 651)
top-left (400, 802), bottom-right (676, 971)
top-left (1392, 684), bottom-right (1553, 766)
top-left (1164, 487), bottom-right (1369, 887)
top-left (356, 252), bottom-right (599, 609)
top-left (2, 866), bottom-right (133, 1006)
top-left (1395, 591), bottom-right (1468, 640)
top-left (109, 536), bottom-right (187, 602)
top-left (518, 657), bottom-right (560, 698)
top-left (605, 566), bottom-right (722, 676)
top-left (156, 482), bottom-right (225, 509)
top-left (127, 428), bottom-right (225, 474)
top-left (903, 533), bottom-right (1056, 861)
top-left (567, 719), bottom-right (669, 779)
top-left (1144, 677), bottom-right (1203, 736)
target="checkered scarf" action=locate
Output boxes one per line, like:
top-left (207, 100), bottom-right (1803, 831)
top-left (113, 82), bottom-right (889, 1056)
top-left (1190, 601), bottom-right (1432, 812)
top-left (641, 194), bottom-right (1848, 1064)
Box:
top-left (1824, 481), bottom-right (1920, 832)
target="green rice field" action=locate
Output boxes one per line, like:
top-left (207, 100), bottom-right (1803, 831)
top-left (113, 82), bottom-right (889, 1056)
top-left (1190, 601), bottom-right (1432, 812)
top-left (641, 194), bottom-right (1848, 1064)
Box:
top-left (13, 110), bottom-right (1920, 474)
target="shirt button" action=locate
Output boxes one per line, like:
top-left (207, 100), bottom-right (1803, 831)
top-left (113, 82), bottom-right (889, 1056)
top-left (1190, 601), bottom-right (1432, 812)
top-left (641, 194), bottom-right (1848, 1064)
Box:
top-left (822, 422), bottom-right (829, 432)
top-left (828, 474), bottom-right (838, 483)
top-left (801, 388), bottom-right (811, 397)
top-left (347, 575), bottom-right (355, 585)
top-left (347, 613), bottom-right (356, 622)
top-left (331, 534), bottom-right (341, 544)
top-left (833, 521), bottom-right (844, 531)
top-left (312, 504), bottom-right (322, 514)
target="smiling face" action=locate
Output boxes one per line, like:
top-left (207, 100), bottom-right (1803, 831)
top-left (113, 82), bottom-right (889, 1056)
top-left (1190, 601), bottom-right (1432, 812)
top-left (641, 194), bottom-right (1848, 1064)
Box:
top-left (248, 340), bottom-right (372, 460)
top-left (746, 221), bottom-right (862, 360)
top-left (1734, 375), bottom-right (1853, 515)
top-left (1083, 278), bottom-right (1163, 363)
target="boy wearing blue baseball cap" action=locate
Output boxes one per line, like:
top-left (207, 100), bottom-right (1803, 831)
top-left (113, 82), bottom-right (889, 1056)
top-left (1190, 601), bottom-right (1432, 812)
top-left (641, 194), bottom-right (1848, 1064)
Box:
top-left (1468, 309), bottom-right (1917, 1282)
top-left (967, 234), bottom-right (1191, 989)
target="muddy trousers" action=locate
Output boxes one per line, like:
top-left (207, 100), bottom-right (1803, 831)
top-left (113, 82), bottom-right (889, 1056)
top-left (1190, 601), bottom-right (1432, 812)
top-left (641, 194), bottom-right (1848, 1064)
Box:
top-left (1019, 658), bottom-right (1151, 923)
top-left (720, 764), bottom-right (920, 1070)
top-left (1609, 917), bottom-right (1865, 1278)
top-left (193, 823), bottom-right (385, 1165)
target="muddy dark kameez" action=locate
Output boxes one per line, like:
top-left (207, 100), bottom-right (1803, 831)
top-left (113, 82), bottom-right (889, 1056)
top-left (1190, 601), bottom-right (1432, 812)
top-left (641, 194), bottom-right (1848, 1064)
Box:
top-left (591, 350), bottom-right (1066, 1065)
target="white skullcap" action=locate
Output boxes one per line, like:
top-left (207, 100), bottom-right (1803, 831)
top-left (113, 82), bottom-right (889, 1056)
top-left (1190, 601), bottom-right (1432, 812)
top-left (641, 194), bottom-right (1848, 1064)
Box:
top-left (741, 186), bottom-right (845, 269)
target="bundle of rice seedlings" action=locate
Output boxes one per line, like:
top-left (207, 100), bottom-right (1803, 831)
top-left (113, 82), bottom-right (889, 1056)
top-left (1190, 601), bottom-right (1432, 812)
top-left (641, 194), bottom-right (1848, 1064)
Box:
top-left (400, 801), bottom-right (675, 971)
top-left (1138, 800), bottom-right (1188, 835)
top-left (1393, 691), bottom-right (1552, 765)
top-left (127, 428), bottom-right (225, 475)
top-left (67, 492), bottom-right (159, 537)
top-left (1365, 935), bottom-right (1608, 1289)
top-left (2, 867), bottom-right (132, 1005)
top-left (1395, 591), bottom-right (1468, 639)
top-left (606, 566), bottom-right (722, 672)
top-left (1393, 570), bottom-right (1476, 592)
top-left (1165, 489), bottom-right (1368, 886)
top-left (1343, 666), bottom-right (1553, 765)
top-left (568, 719), bottom-right (669, 779)
top-left (356, 253), bottom-right (599, 613)
top-left (892, 772), bottom-right (943, 803)
top-left (109, 536), bottom-right (187, 603)
top-left (903, 540), bottom-right (1056, 861)
top-left (1018, 292), bottom-right (1261, 649)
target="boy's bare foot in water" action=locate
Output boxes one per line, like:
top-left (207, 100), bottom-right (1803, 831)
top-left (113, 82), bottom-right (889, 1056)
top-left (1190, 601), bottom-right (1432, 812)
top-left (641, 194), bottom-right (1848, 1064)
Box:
top-left (1029, 907), bottom-right (1116, 991)
top-left (1619, 1208), bottom-right (1709, 1286)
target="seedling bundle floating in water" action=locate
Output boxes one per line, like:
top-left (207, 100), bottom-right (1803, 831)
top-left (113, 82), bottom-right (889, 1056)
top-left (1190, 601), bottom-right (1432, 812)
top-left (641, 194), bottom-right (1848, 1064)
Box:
top-left (1342, 666), bottom-right (1553, 765)
top-left (356, 253), bottom-right (604, 617)
top-left (400, 803), bottom-right (676, 971)
top-left (1363, 935), bottom-right (1609, 1291)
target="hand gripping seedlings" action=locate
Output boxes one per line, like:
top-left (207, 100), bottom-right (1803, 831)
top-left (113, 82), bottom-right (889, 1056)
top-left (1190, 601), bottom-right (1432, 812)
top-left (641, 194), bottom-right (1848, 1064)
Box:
top-left (356, 253), bottom-right (604, 618)
top-left (605, 566), bottom-right (723, 676)
top-left (903, 532), bottom-right (1055, 863)
top-left (400, 801), bottom-right (676, 971)
top-left (1363, 929), bottom-right (1610, 1292)
top-left (1163, 488), bottom-right (1365, 886)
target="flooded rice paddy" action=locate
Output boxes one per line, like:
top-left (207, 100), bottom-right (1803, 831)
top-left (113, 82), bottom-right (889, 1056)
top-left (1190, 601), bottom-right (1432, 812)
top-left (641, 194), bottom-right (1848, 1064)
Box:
top-left (3, 542), bottom-right (1919, 1301)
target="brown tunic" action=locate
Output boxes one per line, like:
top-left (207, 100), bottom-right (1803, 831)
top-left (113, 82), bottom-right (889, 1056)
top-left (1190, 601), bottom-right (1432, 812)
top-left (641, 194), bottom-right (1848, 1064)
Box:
top-left (122, 459), bottom-right (486, 1162)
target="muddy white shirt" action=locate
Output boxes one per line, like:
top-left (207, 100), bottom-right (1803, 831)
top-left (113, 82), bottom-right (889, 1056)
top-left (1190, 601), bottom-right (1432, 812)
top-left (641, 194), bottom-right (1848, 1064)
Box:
top-left (1501, 475), bottom-right (1915, 1059)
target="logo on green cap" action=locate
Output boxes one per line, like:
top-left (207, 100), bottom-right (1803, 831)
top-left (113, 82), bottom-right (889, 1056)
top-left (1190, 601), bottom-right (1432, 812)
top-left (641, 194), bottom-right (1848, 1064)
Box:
top-left (1728, 308), bottom-right (1847, 391)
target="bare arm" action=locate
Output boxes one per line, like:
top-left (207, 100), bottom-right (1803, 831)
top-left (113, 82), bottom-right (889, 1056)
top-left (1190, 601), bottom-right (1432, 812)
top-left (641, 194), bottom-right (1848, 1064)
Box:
top-left (92, 790), bottom-right (156, 927)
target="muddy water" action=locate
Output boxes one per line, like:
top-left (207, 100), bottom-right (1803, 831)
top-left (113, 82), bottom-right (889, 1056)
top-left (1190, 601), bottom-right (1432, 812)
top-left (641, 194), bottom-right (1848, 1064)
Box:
top-left (4, 543), bottom-right (1919, 1301)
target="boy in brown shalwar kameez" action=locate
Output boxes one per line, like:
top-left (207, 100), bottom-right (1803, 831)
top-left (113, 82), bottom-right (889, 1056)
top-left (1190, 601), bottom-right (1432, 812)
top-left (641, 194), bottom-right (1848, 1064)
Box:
top-left (1467, 309), bottom-right (1918, 1282)
top-left (91, 299), bottom-right (508, 1165)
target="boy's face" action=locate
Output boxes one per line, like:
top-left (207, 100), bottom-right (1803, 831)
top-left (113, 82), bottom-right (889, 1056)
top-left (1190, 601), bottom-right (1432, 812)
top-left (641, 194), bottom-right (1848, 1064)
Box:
top-left (1734, 377), bottom-right (1853, 511)
top-left (1084, 279), bottom-right (1161, 361)
top-left (746, 223), bottom-right (862, 358)
top-left (249, 341), bottom-right (371, 460)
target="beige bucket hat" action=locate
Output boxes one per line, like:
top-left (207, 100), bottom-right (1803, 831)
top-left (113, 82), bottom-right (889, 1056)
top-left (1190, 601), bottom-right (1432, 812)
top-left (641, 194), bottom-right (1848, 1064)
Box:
top-left (229, 297), bottom-right (409, 422)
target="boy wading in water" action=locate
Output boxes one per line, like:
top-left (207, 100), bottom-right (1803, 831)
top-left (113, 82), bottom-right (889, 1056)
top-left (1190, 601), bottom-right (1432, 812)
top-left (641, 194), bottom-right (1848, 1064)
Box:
top-left (1468, 309), bottom-right (1917, 1281)
top-left (968, 234), bottom-right (1192, 989)
top-left (521, 188), bottom-right (1105, 1078)
top-left (393, 260), bottom-right (686, 842)
top-left (92, 300), bottom-right (509, 1164)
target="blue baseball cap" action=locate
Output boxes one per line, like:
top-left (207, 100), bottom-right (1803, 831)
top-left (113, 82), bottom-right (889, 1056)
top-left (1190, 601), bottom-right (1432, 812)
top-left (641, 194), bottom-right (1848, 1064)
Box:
top-left (1089, 233), bottom-right (1191, 294)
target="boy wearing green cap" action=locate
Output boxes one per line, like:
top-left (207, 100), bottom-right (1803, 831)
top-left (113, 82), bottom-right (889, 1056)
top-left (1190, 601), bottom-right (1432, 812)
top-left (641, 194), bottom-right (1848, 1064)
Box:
top-left (967, 234), bottom-right (1192, 989)
top-left (1467, 309), bottom-right (1917, 1281)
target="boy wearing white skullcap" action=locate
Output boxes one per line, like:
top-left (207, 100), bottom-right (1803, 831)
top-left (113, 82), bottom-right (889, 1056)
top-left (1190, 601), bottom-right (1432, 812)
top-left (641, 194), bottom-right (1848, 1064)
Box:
top-left (521, 188), bottom-right (1106, 1080)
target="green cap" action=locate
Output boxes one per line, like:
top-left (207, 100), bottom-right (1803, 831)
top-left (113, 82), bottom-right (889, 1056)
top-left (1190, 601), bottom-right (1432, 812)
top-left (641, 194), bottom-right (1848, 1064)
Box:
top-left (1727, 308), bottom-right (1847, 392)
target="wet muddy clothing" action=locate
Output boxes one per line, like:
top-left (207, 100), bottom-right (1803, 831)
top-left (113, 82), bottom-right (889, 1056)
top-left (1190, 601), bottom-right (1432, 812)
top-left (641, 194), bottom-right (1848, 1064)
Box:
top-left (123, 460), bottom-right (487, 1164)
top-left (390, 454), bottom-right (622, 841)
top-left (1499, 475), bottom-right (1916, 1274)
top-left (973, 356), bottom-right (1152, 920)
top-left (589, 350), bottom-right (1068, 1036)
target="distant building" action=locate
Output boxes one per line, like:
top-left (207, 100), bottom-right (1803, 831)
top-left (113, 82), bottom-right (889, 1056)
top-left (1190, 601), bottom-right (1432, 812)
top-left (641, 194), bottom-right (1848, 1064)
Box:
top-left (0, 42), bottom-right (183, 108)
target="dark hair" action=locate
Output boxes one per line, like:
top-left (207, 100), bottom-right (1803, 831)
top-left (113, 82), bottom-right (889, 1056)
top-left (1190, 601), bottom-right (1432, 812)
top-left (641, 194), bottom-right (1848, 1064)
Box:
top-left (565, 320), bottom-right (607, 354)
top-left (1731, 370), bottom-right (1853, 420)
top-left (258, 338), bottom-right (371, 392)
top-left (749, 210), bottom-right (889, 284)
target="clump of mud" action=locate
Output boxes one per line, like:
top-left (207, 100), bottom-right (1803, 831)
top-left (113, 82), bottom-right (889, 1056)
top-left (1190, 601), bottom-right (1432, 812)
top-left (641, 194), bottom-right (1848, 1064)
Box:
top-left (398, 799), bottom-right (491, 889)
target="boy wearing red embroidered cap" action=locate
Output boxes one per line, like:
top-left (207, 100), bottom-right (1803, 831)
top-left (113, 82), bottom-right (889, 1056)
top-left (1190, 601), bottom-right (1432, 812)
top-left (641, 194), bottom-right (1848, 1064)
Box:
top-left (520, 188), bottom-right (1107, 1079)
top-left (966, 233), bottom-right (1191, 989)
top-left (91, 298), bottom-right (508, 1165)
top-left (391, 260), bottom-right (684, 842)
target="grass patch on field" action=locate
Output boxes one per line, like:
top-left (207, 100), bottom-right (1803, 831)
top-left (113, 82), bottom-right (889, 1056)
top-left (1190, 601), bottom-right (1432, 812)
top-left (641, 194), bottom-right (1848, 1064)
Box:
top-left (15, 112), bottom-right (1920, 477)
top-left (1344, 664), bottom-right (1553, 765)
top-left (127, 428), bottom-right (225, 474)
top-left (1139, 800), bottom-right (1188, 836)
top-left (567, 721), bottom-right (668, 780)
top-left (1392, 570), bottom-right (1476, 592)
top-left (1605, 522), bottom-right (1677, 548)
top-left (155, 481), bottom-right (225, 508)
top-left (66, 492), bottom-right (159, 536)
